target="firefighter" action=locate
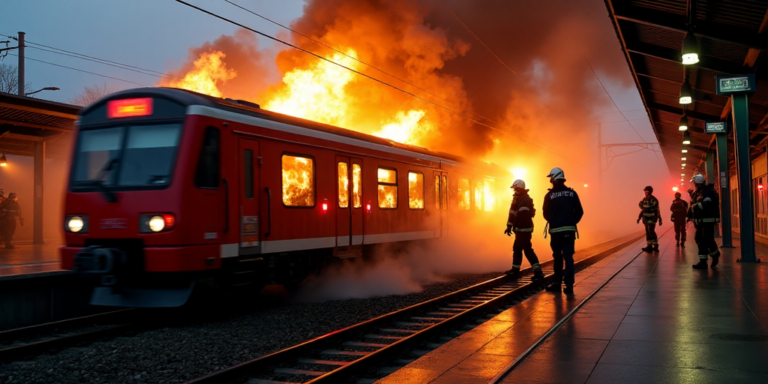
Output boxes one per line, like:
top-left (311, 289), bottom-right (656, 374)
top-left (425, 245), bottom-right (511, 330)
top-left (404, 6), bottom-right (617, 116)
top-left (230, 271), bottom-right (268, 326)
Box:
top-left (504, 179), bottom-right (544, 280)
top-left (0, 193), bottom-right (23, 249)
top-left (542, 167), bottom-right (584, 294)
top-left (689, 174), bottom-right (720, 269)
top-left (637, 186), bottom-right (662, 252)
top-left (670, 192), bottom-right (689, 246)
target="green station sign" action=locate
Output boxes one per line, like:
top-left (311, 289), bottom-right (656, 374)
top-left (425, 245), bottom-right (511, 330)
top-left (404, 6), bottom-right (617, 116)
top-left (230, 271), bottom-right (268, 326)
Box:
top-left (705, 121), bottom-right (728, 134)
top-left (716, 75), bottom-right (756, 95)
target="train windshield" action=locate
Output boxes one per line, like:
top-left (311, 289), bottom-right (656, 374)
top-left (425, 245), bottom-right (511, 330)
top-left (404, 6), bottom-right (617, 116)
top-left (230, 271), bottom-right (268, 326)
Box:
top-left (72, 123), bottom-right (182, 189)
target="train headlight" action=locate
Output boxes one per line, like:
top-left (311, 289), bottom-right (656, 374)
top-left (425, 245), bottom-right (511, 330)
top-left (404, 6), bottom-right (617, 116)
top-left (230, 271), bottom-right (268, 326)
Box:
top-left (140, 214), bottom-right (175, 233)
top-left (66, 216), bottom-right (88, 233)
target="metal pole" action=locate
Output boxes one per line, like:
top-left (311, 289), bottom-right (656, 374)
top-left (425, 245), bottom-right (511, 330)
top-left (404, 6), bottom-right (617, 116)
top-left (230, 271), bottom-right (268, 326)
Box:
top-left (716, 133), bottom-right (732, 247)
top-left (731, 93), bottom-right (755, 261)
top-left (17, 32), bottom-right (24, 96)
top-left (705, 151), bottom-right (720, 237)
top-left (33, 141), bottom-right (44, 244)
top-left (597, 123), bottom-right (602, 199)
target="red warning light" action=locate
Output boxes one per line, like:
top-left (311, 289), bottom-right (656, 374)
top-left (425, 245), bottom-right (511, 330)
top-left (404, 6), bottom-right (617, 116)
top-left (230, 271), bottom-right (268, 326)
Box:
top-left (759, 185), bottom-right (764, 190)
top-left (322, 203), bottom-right (328, 211)
top-left (107, 98), bottom-right (153, 118)
top-left (366, 204), bottom-right (371, 211)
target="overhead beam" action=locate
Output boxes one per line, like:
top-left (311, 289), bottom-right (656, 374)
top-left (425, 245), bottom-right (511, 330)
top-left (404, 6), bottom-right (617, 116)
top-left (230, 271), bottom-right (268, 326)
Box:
top-left (0, 119), bottom-right (72, 132)
top-left (0, 102), bottom-right (78, 120)
top-left (614, 5), bottom-right (768, 50)
top-left (648, 101), bottom-right (721, 123)
top-left (627, 42), bottom-right (746, 75)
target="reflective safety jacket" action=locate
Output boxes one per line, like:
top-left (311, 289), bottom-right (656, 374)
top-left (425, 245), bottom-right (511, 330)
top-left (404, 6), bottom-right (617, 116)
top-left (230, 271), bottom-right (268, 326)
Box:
top-left (543, 183), bottom-right (584, 234)
top-left (638, 195), bottom-right (660, 224)
top-left (507, 190), bottom-right (535, 233)
top-left (688, 184), bottom-right (720, 224)
top-left (0, 200), bottom-right (21, 222)
top-left (670, 198), bottom-right (688, 222)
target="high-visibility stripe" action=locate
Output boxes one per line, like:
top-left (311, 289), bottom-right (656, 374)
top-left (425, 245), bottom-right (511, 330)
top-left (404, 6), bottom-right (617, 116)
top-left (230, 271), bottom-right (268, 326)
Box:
top-left (514, 227), bottom-right (534, 232)
top-left (519, 207), bottom-right (530, 212)
top-left (512, 264), bottom-right (521, 268)
top-left (702, 218), bottom-right (719, 223)
top-left (550, 226), bottom-right (577, 233)
top-left (699, 255), bottom-right (708, 259)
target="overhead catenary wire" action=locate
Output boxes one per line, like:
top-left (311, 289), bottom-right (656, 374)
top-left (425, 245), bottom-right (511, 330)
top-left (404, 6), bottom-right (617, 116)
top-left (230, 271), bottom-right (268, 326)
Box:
top-left (0, 33), bottom-right (256, 100)
top-left (176, 0), bottom-right (574, 161)
top-left (446, 9), bottom-right (518, 76)
top-left (7, 53), bottom-right (148, 87)
top-left (222, 0), bottom-right (501, 126)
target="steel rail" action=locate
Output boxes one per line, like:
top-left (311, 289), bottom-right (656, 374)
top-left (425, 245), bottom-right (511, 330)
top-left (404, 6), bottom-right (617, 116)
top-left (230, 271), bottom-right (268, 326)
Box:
top-left (186, 233), bottom-right (645, 384)
top-left (0, 309), bottom-right (140, 361)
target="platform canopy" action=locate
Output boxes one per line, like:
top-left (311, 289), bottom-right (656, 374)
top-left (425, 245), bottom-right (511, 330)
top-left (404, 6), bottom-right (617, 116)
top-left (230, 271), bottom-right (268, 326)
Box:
top-left (0, 92), bottom-right (80, 159)
top-left (604, 0), bottom-right (768, 177)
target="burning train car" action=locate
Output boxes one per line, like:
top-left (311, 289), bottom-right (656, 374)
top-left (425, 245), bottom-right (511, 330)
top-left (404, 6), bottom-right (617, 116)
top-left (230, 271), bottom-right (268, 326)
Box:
top-left (60, 87), bottom-right (508, 307)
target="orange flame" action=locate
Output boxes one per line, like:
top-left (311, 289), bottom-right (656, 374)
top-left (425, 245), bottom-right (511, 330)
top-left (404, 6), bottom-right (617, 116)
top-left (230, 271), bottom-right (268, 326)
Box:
top-left (167, 51), bottom-right (236, 97)
top-left (282, 155), bottom-right (315, 206)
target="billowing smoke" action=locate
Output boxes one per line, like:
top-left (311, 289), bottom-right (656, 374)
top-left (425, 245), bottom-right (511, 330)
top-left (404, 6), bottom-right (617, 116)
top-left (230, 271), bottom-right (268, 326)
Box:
top-left (162, 0), bottom-right (669, 299)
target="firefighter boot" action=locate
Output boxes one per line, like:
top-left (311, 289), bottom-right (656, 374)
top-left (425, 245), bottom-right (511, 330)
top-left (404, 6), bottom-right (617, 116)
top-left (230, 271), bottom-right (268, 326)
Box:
top-left (505, 268), bottom-right (521, 279)
top-left (641, 245), bottom-right (653, 252)
top-left (563, 285), bottom-right (574, 294)
top-left (692, 259), bottom-right (709, 269)
top-left (652, 244), bottom-right (659, 252)
top-left (545, 282), bottom-right (561, 292)
top-left (710, 253), bottom-right (721, 268)
top-left (531, 268), bottom-right (544, 281)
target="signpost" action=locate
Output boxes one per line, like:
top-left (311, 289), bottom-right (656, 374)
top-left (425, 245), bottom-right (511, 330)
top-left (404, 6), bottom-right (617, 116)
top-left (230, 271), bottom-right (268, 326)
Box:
top-left (705, 122), bottom-right (727, 134)
top-left (715, 75), bottom-right (757, 261)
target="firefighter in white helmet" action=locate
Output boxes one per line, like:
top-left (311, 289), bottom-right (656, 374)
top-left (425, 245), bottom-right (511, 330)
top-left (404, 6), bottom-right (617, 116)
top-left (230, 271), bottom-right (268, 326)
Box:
top-left (504, 179), bottom-right (544, 280)
top-left (542, 167), bottom-right (584, 294)
top-left (688, 174), bottom-right (721, 269)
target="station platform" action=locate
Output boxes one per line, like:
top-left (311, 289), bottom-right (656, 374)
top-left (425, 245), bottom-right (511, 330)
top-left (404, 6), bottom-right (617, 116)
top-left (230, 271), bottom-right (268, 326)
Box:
top-left (379, 229), bottom-right (768, 384)
top-left (0, 242), bottom-right (63, 278)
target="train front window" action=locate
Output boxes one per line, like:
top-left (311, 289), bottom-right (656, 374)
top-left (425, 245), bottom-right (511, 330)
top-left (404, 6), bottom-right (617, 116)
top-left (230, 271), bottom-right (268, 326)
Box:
top-left (72, 123), bottom-right (181, 189)
top-left (73, 127), bottom-right (124, 186)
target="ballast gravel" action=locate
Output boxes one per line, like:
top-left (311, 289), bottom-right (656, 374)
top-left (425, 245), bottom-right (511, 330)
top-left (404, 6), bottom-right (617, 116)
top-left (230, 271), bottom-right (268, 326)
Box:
top-left (0, 272), bottom-right (503, 384)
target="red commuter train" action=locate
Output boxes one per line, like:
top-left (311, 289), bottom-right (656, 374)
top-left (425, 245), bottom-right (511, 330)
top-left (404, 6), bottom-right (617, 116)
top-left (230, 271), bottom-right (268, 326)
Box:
top-left (60, 87), bottom-right (507, 307)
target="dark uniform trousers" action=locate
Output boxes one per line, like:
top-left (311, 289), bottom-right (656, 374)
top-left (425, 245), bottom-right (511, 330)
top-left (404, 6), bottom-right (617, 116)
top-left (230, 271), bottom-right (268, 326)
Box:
top-left (512, 232), bottom-right (540, 269)
top-left (550, 231), bottom-right (576, 286)
top-left (0, 219), bottom-right (15, 247)
top-left (674, 221), bottom-right (687, 242)
top-left (644, 223), bottom-right (658, 245)
top-left (695, 223), bottom-right (718, 258)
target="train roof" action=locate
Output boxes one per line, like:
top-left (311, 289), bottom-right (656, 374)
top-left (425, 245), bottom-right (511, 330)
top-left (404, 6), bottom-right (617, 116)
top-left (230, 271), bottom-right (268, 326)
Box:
top-left (83, 87), bottom-right (506, 177)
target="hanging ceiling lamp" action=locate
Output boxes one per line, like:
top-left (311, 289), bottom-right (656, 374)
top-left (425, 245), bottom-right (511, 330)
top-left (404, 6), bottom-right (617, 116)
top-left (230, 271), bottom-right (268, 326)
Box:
top-left (679, 115), bottom-right (689, 131)
top-left (679, 80), bottom-right (693, 104)
top-left (0, 153), bottom-right (6, 167)
top-left (681, 31), bottom-right (699, 65)
top-left (683, 131), bottom-right (691, 145)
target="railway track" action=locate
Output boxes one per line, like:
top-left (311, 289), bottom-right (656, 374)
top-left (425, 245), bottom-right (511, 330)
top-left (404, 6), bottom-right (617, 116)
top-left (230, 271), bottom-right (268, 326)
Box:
top-left (0, 309), bottom-right (142, 361)
top-left (186, 233), bottom-right (644, 384)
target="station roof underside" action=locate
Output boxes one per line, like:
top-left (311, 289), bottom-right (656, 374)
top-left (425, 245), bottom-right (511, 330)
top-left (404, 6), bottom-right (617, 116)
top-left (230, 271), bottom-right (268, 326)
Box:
top-left (604, 0), bottom-right (768, 177)
top-left (0, 92), bottom-right (80, 158)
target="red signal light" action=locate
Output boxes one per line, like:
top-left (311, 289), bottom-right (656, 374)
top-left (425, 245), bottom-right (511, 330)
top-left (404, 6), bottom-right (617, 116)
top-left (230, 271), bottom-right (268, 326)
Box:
top-left (366, 204), bottom-right (371, 211)
top-left (322, 203), bottom-right (328, 211)
top-left (107, 98), bottom-right (153, 118)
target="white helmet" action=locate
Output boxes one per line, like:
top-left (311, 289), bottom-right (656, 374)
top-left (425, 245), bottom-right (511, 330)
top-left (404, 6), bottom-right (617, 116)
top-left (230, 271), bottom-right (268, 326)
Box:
top-left (692, 174), bottom-right (705, 185)
top-left (511, 179), bottom-right (526, 189)
top-left (547, 167), bottom-right (565, 181)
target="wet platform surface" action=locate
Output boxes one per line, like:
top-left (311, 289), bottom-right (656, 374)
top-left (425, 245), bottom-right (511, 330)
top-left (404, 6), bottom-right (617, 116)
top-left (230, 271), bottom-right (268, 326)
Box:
top-left (0, 243), bottom-right (63, 278)
top-left (379, 228), bottom-right (768, 384)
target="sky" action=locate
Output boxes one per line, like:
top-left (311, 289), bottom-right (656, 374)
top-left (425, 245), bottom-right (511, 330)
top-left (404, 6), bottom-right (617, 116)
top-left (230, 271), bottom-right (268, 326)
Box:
top-left (1, 0), bottom-right (304, 102)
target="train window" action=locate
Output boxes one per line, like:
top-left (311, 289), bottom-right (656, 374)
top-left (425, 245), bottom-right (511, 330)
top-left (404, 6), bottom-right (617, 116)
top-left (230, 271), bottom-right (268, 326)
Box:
top-left (474, 181), bottom-right (483, 211)
top-left (195, 127), bottom-right (220, 189)
top-left (408, 172), bottom-right (424, 209)
top-left (378, 168), bottom-right (397, 209)
top-left (73, 126), bottom-right (124, 186)
top-left (282, 154), bottom-right (315, 207)
top-left (483, 179), bottom-right (496, 211)
top-left (458, 179), bottom-right (470, 210)
top-left (442, 175), bottom-right (448, 211)
top-left (352, 164), bottom-right (362, 208)
top-left (244, 149), bottom-right (254, 199)
top-left (338, 162), bottom-right (349, 208)
top-left (434, 175), bottom-right (440, 210)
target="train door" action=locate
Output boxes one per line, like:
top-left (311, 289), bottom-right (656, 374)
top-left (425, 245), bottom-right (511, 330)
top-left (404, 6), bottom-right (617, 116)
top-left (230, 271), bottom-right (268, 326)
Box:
top-left (336, 156), bottom-right (363, 257)
top-left (238, 139), bottom-right (260, 255)
top-left (434, 171), bottom-right (449, 237)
